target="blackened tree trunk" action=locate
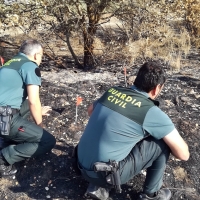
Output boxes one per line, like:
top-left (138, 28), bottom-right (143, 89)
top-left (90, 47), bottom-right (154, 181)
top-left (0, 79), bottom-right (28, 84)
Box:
top-left (65, 29), bottom-right (83, 68)
top-left (83, 20), bottom-right (97, 70)
top-left (83, 1), bottom-right (109, 70)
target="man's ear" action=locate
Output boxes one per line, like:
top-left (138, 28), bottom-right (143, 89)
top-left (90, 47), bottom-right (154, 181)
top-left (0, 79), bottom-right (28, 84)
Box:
top-left (150, 86), bottom-right (157, 96)
top-left (155, 84), bottom-right (160, 95)
top-left (150, 85), bottom-right (160, 98)
top-left (149, 85), bottom-right (161, 99)
top-left (33, 53), bottom-right (37, 60)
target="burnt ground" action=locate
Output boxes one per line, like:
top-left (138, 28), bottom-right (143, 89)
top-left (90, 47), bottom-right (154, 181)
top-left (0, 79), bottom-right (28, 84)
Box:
top-left (0, 56), bottom-right (200, 200)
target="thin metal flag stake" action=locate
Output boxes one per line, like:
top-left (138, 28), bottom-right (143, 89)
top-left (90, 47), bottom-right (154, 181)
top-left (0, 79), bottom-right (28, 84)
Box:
top-left (124, 67), bottom-right (127, 87)
top-left (75, 105), bottom-right (78, 123)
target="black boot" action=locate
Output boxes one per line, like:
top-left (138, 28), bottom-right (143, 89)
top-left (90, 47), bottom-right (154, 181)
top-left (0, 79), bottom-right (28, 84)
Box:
top-left (0, 164), bottom-right (17, 177)
top-left (0, 151), bottom-right (17, 177)
top-left (137, 188), bottom-right (171, 200)
top-left (85, 183), bottom-right (109, 200)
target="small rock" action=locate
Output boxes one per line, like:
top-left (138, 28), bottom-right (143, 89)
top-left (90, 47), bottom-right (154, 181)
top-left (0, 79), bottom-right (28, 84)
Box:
top-left (164, 100), bottom-right (174, 106)
top-left (189, 89), bottom-right (196, 94)
top-left (141, 170), bottom-right (146, 176)
top-left (60, 47), bottom-right (67, 51)
top-left (192, 108), bottom-right (198, 111)
top-left (194, 94), bottom-right (200, 98)
top-left (180, 96), bottom-right (190, 102)
top-left (128, 76), bottom-right (136, 85)
top-left (45, 187), bottom-right (49, 190)
top-left (59, 138), bottom-right (65, 141)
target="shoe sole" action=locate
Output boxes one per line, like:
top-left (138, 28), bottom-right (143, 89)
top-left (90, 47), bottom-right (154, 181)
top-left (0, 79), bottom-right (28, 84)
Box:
top-left (87, 192), bottom-right (108, 200)
top-left (0, 169), bottom-right (17, 177)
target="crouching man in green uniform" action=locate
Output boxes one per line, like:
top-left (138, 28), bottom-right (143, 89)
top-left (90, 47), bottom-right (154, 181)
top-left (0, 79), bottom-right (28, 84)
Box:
top-left (0, 39), bottom-right (56, 176)
top-left (77, 61), bottom-right (190, 200)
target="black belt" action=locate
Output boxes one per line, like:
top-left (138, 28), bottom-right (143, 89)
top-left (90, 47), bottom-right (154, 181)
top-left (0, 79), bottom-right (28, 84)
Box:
top-left (11, 108), bottom-right (19, 115)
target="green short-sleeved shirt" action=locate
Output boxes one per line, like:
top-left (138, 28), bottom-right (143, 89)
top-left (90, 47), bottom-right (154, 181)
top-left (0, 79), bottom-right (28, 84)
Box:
top-left (78, 86), bottom-right (175, 170)
top-left (0, 53), bottom-right (41, 109)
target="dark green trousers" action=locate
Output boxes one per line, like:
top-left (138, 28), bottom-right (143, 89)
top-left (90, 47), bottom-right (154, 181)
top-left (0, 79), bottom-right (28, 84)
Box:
top-left (119, 136), bottom-right (170, 194)
top-left (1, 100), bottom-right (56, 165)
top-left (79, 136), bottom-right (170, 194)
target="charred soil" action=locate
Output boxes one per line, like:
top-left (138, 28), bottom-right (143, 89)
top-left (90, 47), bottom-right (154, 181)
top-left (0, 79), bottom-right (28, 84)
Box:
top-left (0, 54), bottom-right (200, 200)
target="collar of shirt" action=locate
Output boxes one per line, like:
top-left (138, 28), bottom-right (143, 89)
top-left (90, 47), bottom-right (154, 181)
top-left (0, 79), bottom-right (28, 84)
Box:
top-left (17, 52), bottom-right (28, 58)
top-left (17, 52), bottom-right (38, 66)
top-left (130, 85), bottom-right (150, 98)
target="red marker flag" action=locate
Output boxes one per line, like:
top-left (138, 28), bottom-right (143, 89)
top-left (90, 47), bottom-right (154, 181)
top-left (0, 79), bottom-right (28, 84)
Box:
top-left (76, 97), bottom-right (83, 106)
top-left (124, 67), bottom-right (127, 76)
top-left (0, 56), bottom-right (4, 66)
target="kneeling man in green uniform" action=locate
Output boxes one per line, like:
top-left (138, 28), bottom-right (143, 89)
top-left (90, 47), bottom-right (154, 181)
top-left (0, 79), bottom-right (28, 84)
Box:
top-left (77, 61), bottom-right (190, 200)
top-left (0, 39), bottom-right (56, 176)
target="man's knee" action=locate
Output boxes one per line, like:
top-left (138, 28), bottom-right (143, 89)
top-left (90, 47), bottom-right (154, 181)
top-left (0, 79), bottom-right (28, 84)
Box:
top-left (41, 130), bottom-right (56, 150)
top-left (47, 133), bottom-right (56, 149)
top-left (51, 135), bottom-right (56, 148)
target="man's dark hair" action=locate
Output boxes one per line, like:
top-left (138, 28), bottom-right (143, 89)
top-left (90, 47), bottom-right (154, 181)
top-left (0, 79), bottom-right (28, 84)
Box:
top-left (134, 61), bottom-right (166, 93)
top-left (19, 39), bottom-right (42, 56)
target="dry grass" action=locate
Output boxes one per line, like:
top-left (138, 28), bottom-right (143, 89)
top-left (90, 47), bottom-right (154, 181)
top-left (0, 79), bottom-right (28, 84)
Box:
top-left (116, 24), bottom-right (191, 70)
top-left (0, 14), bottom-right (192, 71)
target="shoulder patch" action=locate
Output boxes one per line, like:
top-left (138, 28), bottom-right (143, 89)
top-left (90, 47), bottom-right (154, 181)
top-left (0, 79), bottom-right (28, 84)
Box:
top-left (35, 68), bottom-right (41, 77)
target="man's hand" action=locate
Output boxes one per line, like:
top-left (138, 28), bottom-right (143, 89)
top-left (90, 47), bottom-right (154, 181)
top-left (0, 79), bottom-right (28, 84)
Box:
top-left (38, 122), bottom-right (44, 128)
top-left (42, 106), bottom-right (52, 116)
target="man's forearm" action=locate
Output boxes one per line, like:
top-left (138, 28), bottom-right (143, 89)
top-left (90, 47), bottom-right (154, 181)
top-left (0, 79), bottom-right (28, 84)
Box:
top-left (163, 129), bottom-right (190, 161)
top-left (29, 100), bottom-right (43, 126)
top-left (170, 142), bottom-right (190, 161)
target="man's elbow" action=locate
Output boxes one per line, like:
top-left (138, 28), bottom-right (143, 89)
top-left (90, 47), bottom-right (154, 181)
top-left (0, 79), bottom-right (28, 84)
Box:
top-left (176, 151), bottom-right (190, 161)
top-left (181, 152), bottom-right (190, 161)
top-left (182, 146), bottom-right (190, 161)
top-left (87, 104), bottom-right (93, 116)
top-left (28, 98), bottom-right (40, 106)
